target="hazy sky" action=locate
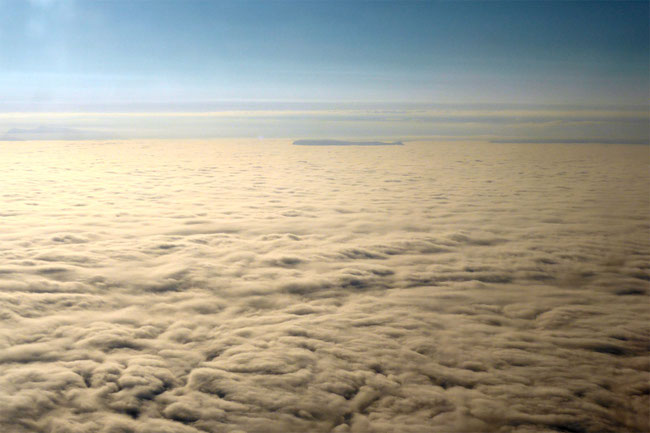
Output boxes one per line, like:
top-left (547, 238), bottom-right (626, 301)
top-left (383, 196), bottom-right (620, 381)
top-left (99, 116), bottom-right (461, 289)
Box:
top-left (1, 0), bottom-right (648, 110)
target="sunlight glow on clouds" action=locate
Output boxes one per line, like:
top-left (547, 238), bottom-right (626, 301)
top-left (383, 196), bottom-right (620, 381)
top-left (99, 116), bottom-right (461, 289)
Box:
top-left (0, 1), bottom-right (648, 432)
top-left (0, 139), bottom-right (648, 432)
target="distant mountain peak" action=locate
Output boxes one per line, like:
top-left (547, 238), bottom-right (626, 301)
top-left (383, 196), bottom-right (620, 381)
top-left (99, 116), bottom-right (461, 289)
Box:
top-left (293, 139), bottom-right (403, 146)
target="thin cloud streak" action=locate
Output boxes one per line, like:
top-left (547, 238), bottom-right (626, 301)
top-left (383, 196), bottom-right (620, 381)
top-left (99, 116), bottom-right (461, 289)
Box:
top-left (0, 107), bottom-right (647, 142)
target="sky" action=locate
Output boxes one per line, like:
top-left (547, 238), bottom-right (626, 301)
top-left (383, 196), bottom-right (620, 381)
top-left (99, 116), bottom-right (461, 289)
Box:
top-left (0, 0), bottom-right (648, 139)
top-left (1, 3), bottom-right (649, 432)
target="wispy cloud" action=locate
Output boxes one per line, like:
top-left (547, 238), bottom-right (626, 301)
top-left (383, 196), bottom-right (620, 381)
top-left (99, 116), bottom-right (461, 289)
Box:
top-left (0, 106), bottom-right (647, 142)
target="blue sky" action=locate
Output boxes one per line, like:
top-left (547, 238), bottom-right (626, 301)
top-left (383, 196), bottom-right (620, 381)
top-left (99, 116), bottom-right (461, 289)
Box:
top-left (0, 0), bottom-right (648, 141)
top-left (1, 0), bottom-right (648, 108)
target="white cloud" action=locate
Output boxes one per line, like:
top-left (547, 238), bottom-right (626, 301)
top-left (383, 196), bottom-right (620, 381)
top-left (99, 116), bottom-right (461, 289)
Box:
top-left (0, 139), bottom-right (648, 432)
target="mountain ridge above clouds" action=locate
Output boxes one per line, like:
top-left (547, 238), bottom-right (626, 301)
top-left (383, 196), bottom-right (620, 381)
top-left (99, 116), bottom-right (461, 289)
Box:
top-left (293, 140), bottom-right (404, 146)
top-left (0, 126), bottom-right (100, 141)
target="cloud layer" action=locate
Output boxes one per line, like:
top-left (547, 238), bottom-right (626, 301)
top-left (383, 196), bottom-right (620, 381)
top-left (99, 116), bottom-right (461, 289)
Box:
top-left (0, 139), bottom-right (648, 433)
top-left (1, 105), bottom-right (648, 143)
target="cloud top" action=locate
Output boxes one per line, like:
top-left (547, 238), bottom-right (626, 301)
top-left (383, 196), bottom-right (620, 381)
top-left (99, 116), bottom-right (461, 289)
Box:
top-left (0, 139), bottom-right (647, 433)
